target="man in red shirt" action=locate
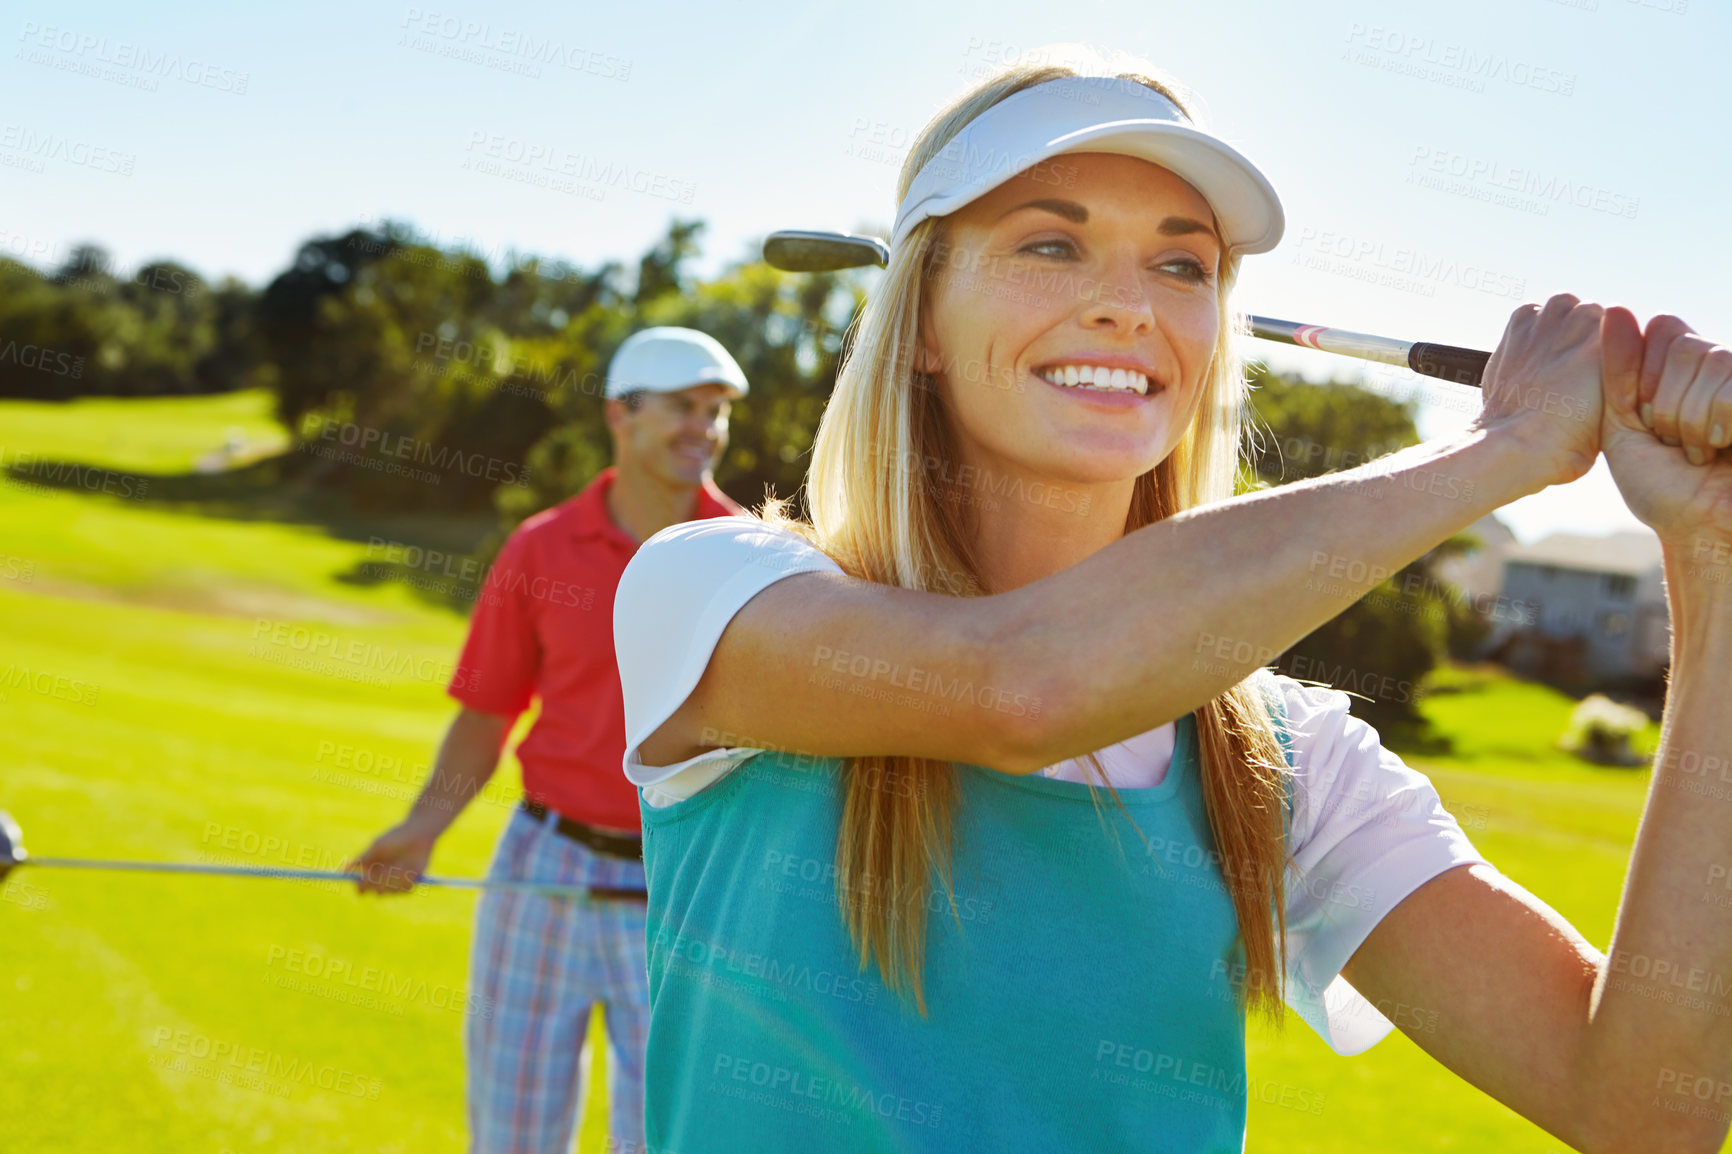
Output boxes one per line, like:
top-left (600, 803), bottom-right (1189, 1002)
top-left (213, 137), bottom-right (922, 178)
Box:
top-left (351, 327), bottom-right (748, 1154)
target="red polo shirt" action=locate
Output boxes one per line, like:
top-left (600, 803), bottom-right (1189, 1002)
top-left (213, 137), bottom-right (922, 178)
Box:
top-left (448, 466), bottom-right (744, 830)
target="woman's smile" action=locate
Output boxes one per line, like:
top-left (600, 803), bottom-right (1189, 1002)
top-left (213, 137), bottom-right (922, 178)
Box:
top-left (1036, 369), bottom-right (1158, 410)
top-left (1035, 355), bottom-right (1165, 407)
top-left (1038, 359), bottom-right (1156, 393)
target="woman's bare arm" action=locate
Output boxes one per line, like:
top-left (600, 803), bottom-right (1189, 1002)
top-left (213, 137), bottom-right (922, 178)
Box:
top-left (1341, 565), bottom-right (1732, 1154)
top-left (1336, 314), bottom-right (1732, 1154)
top-left (641, 295), bottom-right (1607, 773)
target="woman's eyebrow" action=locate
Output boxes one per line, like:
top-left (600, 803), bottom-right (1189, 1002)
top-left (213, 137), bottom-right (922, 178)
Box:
top-left (995, 199), bottom-right (1220, 245)
top-left (996, 198), bottom-right (1088, 224)
top-left (1160, 216), bottom-right (1218, 242)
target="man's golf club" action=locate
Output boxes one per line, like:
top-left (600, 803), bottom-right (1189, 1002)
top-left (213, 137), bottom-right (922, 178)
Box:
top-left (763, 229), bottom-right (1492, 388)
top-left (0, 810), bottom-right (646, 901)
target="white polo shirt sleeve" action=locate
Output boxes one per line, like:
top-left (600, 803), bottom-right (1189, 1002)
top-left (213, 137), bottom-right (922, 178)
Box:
top-left (1273, 676), bottom-right (1489, 1055)
top-left (613, 515), bottom-right (846, 804)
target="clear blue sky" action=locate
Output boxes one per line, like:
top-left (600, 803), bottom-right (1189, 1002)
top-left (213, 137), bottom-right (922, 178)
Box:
top-left (4, 0), bottom-right (1725, 541)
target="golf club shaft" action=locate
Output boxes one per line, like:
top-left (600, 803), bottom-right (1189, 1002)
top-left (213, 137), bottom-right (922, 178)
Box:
top-left (1249, 316), bottom-right (1489, 388)
top-left (20, 855), bottom-right (644, 899)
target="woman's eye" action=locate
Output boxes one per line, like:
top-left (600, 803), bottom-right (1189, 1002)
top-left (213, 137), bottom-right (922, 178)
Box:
top-left (1157, 257), bottom-right (1212, 283)
top-left (1019, 238), bottom-right (1076, 259)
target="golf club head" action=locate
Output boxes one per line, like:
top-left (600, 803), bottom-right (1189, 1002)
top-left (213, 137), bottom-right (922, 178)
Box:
top-left (0, 810), bottom-right (25, 883)
top-left (762, 230), bottom-right (888, 273)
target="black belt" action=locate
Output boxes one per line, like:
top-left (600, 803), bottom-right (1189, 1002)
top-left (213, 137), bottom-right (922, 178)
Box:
top-left (521, 800), bottom-right (643, 860)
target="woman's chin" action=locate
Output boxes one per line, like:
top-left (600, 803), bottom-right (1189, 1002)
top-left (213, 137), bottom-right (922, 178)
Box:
top-left (1030, 429), bottom-right (1175, 482)
top-left (993, 451), bottom-right (1165, 490)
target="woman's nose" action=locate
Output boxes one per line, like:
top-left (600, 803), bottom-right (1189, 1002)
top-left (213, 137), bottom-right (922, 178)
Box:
top-left (1081, 256), bottom-right (1156, 333)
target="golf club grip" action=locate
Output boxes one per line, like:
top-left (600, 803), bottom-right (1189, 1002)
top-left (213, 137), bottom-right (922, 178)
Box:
top-left (1407, 342), bottom-right (1490, 388)
top-left (588, 886), bottom-right (650, 901)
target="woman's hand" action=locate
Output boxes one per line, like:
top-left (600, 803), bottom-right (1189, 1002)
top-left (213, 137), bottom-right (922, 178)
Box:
top-left (1601, 310), bottom-right (1732, 548)
top-left (1469, 293), bottom-right (1608, 494)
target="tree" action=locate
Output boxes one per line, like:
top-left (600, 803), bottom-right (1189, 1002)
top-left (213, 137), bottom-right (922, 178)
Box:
top-left (1246, 365), bottom-right (1462, 741)
top-left (633, 218), bottom-right (704, 308)
top-left (257, 223), bottom-right (575, 513)
top-left (0, 246), bottom-right (234, 400)
top-left (1245, 365), bottom-right (1420, 484)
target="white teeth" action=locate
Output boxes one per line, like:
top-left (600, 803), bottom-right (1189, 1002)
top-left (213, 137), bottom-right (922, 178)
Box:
top-left (1038, 364), bottom-right (1151, 395)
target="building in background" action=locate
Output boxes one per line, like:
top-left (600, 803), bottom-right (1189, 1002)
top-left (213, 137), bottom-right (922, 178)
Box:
top-left (1431, 516), bottom-right (1668, 700)
top-left (1489, 531), bottom-right (1669, 695)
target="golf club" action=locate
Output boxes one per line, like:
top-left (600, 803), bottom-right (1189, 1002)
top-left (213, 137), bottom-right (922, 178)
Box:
top-left (763, 229), bottom-right (1492, 388)
top-left (0, 810), bottom-right (646, 901)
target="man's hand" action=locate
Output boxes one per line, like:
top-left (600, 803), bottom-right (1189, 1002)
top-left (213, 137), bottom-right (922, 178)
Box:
top-left (1471, 293), bottom-right (1608, 494)
top-left (348, 819), bottom-right (439, 895)
top-left (345, 707), bottom-right (509, 895)
top-left (1601, 309), bottom-right (1732, 547)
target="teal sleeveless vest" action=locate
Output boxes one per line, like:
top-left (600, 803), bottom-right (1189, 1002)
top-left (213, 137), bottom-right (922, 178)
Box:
top-left (639, 715), bottom-right (1257, 1152)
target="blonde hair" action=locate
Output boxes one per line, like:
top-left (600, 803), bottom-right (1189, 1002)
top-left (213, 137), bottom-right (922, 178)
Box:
top-left (760, 48), bottom-right (1292, 1019)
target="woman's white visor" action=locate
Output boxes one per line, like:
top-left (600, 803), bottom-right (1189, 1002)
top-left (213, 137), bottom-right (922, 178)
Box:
top-left (889, 75), bottom-right (1284, 258)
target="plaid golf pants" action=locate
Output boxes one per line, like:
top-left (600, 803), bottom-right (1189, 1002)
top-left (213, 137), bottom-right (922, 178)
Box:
top-left (467, 804), bottom-right (650, 1154)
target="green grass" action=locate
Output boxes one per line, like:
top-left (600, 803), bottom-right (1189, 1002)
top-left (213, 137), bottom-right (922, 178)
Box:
top-left (1, 391), bottom-right (611, 1153)
top-left (0, 390), bottom-right (1701, 1151)
top-left (0, 388), bottom-right (290, 474)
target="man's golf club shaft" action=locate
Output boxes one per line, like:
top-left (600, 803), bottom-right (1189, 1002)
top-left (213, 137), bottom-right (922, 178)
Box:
top-left (16, 855), bottom-right (644, 899)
